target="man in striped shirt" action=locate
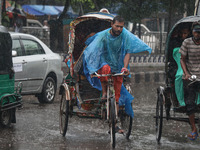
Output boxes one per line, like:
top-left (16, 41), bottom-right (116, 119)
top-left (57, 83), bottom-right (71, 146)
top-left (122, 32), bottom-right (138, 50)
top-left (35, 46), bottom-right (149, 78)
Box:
top-left (179, 21), bottom-right (200, 140)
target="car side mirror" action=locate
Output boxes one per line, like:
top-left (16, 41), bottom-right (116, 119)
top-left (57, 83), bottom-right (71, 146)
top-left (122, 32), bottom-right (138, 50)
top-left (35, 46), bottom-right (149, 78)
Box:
top-left (12, 50), bottom-right (17, 57)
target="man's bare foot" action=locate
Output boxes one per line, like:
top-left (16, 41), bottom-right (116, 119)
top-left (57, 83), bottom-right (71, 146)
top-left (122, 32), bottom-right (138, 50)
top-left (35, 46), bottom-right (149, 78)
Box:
top-left (188, 131), bottom-right (198, 140)
top-left (115, 126), bottom-right (124, 134)
top-left (108, 126), bottom-right (124, 134)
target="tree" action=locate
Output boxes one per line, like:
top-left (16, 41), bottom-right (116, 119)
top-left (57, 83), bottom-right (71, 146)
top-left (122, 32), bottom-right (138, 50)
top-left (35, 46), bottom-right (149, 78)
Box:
top-left (159, 0), bottom-right (195, 34)
top-left (41, 0), bottom-right (118, 15)
top-left (57, 0), bottom-right (70, 21)
top-left (117, 0), bottom-right (158, 37)
top-left (39, 0), bottom-right (196, 51)
top-left (115, 0), bottom-right (195, 35)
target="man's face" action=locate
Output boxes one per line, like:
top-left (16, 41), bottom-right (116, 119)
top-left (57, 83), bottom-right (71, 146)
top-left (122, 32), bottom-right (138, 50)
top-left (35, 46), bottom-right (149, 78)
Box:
top-left (181, 29), bottom-right (190, 40)
top-left (111, 21), bottom-right (124, 36)
top-left (193, 30), bottom-right (200, 41)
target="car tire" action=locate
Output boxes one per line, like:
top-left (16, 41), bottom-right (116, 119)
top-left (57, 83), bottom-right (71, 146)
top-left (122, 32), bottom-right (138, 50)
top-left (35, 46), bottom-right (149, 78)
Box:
top-left (38, 77), bottom-right (56, 103)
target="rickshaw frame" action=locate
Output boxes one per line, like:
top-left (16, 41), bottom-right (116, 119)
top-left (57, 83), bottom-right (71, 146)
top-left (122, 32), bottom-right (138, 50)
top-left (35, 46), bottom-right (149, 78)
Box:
top-left (59, 12), bottom-right (133, 148)
top-left (155, 15), bottom-right (200, 143)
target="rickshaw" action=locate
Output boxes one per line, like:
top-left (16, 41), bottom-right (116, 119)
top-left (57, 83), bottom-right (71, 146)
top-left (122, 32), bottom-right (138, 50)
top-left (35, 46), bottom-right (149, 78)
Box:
top-left (155, 16), bottom-right (200, 142)
top-left (0, 25), bottom-right (22, 127)
top-left (59, 12), bottom-right (133, 148)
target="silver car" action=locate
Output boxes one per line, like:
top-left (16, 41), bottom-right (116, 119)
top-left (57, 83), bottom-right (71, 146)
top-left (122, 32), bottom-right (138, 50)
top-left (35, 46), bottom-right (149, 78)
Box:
top-left (11, 32), bottom-right (63, 103)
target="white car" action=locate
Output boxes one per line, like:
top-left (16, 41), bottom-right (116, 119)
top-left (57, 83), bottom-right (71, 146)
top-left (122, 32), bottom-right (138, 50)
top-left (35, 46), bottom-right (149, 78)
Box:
top-left (26, 19), bottom-right (43, 27)
top-left (11, 32), bottom-right (63, 103)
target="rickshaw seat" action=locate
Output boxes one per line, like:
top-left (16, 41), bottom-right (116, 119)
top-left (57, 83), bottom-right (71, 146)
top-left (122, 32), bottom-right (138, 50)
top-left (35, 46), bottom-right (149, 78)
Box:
top-left (173, 47), bottom-right (200, 106)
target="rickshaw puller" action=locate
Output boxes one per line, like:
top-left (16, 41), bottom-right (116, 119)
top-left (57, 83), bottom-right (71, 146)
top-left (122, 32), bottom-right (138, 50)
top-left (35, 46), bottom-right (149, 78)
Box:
top-left (83, 15), bottom-right (152, 133)
top-left (180, 21), bottom-right (200, 141)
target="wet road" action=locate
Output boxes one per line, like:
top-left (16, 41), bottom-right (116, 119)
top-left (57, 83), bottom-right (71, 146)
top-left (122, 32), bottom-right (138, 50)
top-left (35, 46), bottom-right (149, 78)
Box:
top-left (1, 82), bottom-right (200, 150)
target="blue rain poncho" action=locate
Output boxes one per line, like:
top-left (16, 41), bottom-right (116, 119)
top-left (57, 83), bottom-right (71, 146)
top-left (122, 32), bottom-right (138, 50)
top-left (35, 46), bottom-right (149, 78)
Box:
top-left (83, 27), bottom-right (152, 118)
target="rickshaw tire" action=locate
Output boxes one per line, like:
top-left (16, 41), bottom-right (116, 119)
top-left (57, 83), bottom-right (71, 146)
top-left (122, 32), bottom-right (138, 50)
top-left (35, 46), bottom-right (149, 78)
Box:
top-left (125, 115), bottom-right (133, 140)
top-left (59, 92), bottom-right (69, 137)
top-left (62, 100), bottom-right (69, 136)
top-left (0, 109), bottom-right (12, 127)
top-left (156, 92), bottom-right (163, 143)
top-left (110, 98), bottom-right (116, 148)
top-left (119, 105), bottom-right (133, 140)
top-left (38, 77), bottom-right (56, 104)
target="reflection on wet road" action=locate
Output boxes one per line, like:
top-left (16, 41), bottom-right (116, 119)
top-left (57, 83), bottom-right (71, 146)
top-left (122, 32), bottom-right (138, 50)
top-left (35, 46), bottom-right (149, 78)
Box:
top-left (1, 82), bottom-right (200, 150)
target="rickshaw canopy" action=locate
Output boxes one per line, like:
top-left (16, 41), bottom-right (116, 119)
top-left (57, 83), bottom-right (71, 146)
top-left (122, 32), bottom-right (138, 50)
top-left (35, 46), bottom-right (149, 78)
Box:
top-left (68, 12), bottom-right (114, 61)
top-left (166, 15), bottom-right (200, 106)
top-left (166, 15), bottom-right (200, 59)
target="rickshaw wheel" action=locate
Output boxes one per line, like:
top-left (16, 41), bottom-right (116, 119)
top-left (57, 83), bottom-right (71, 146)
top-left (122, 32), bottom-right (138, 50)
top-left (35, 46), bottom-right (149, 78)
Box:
top-left (0, 110), bottom-right (12, 127)
top-left (155, 91), bottom-right (163, 143)
top-left (119, 104), bottom-right (133, 140)
top-left (59, 91), bottom-right (69, 136)
top-left (38, 77), bottom-right (56, 103)
top-left (110, 98), bottom-right (116, 148)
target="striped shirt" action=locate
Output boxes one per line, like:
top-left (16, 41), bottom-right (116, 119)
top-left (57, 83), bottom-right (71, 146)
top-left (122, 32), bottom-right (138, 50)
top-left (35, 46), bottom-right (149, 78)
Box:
top-left (179, 37), bottom-right (200, 78)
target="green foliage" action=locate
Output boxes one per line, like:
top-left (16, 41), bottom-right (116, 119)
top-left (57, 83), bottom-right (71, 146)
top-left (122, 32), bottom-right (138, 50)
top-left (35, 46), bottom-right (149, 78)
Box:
top-left (160, 0), bottom-right (195, 16)
top-left (116, 0), bottom-right (195, 31)
top-left (72, 0), bottom-right (96, 11)
top-left (2, 12), bottom-right (10, 27)
top-left (73, 0), bottom-right (114, 13)
top-left (20, 0), bottom-right (196, 21)
top-left (118, 0), bottom-right (158, 23)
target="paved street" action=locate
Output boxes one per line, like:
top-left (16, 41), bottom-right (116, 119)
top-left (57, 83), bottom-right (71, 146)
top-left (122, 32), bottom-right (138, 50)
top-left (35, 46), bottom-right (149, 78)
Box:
top-left (1, 81), bottom-right (200, 150)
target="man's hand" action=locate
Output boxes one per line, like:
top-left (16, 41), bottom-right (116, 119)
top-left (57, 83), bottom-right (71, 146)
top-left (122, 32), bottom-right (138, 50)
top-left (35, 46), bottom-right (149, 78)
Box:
top-left (180, 54), bottom-right (191, 80)
top-left (121, 67), bottom-right (129, 75)
top-left (184, 73), bottom-right (191, 80)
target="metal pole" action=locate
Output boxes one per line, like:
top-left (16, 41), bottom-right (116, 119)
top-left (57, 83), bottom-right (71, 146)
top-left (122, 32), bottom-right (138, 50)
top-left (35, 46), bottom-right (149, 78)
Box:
top-left (159, 18), bottom-right (162, 54)
top-left (194, 0), bottom-right (200, 16)
top-left (0, 0), bottom-right (2, 25)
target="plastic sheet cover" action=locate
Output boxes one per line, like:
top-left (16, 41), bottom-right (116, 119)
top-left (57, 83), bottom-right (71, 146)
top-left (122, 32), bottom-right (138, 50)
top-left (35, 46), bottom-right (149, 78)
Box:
top-left (83, 27), bottom-right (152, 118)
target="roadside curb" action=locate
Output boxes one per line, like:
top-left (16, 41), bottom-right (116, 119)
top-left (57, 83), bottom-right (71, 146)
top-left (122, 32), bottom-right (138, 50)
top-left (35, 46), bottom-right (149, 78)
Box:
top-left (130, 71), bottom-right (165, 84)
top-left (61, 63), bottom-right (166, 84)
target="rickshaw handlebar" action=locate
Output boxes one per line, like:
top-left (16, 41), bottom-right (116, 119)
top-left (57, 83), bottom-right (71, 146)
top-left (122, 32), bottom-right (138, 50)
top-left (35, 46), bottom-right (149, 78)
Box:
top-left (189, 75), bottom-right (200, 81)
top-left (188, 75), bottom-right (200, 86)
top-left (91, 71), bottom-right (128, 78)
